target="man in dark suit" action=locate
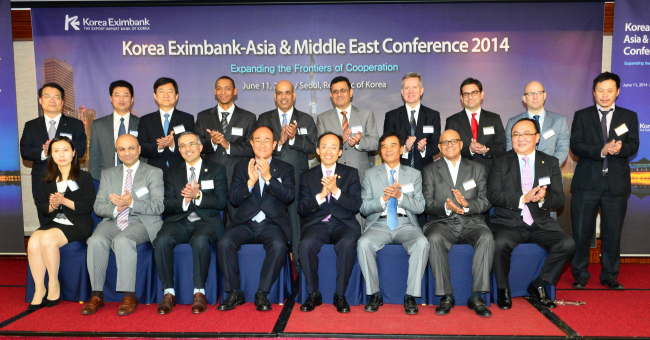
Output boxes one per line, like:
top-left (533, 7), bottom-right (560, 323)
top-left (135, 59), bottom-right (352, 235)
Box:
top-left (297, 132), bottom-right (362, 313)
top-left (154, 132), bottom-right (228, 315)
top-left (487, 118), bottom-right (575, 310)
top-left (137, 77), bottom-right (195, 176)
top-left (384, 72), bottom-right (441, 227)
top-left (194, 76), bottom-right (257, 224)
top-left (217, 125), bottom-right (294, 312)
top-left (20, 83), bottom-right (87, 226)
top-left (258, 80), bottom-right (318, 273)
top-left (570, 72), bottom-right (639, 290)
top-left (445, 78), bottom-right (506, 176)
top-left (89, 80), bottom-right (140, 181)
top-left (422, 129), bottom-right (494, 318)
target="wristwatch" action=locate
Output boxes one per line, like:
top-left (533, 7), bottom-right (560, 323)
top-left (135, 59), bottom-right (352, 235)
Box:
top-left (195, 190), bottom-right (201, 201)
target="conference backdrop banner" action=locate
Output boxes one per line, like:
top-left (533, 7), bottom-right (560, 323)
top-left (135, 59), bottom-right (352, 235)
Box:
top-left (31, 2), bottom-right (604, 234)
top-left (611, 0), bottom-right (650, 255)
top-left (0, 0), bottom-right (25, 253)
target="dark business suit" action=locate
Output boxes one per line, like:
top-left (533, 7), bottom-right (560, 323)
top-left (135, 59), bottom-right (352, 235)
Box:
top-left (39, 170), bottom-right (96, 242)
top-left (258, 108), bottom-right (318, 272)
top-left (194, 105), bottom-right (257, 224)
top-left (217, 158), bottom-right (295, 294)
top-left (137, 109), bottom-right (195, 173)
top-left (445, 109), bottom-right (506, 175)
top-left (487, 150), bottom-right (575, 289)
top-left (570, 105), bottom-right (639, 282)
top-left (154, 159), bottom-right (228, 290)
top-left (298, 164), bottom-right (362, 296)
top-left (20, 115), bottom-right (87, 226)
top-left (89, 113), bottom-right (140, 180)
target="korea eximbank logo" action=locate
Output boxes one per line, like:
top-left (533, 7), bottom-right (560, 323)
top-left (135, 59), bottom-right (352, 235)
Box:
top-left (65, 15), bottom-right (80, 31)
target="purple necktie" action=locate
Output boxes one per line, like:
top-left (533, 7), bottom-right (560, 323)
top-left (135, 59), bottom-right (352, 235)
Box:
top-left (322, 170), bottom-right (332, 222)
top-left (522, 157), bottom-right (534, 226)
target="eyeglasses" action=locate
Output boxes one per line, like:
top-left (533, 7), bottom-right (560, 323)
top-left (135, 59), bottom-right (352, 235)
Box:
top-left (42, 94), bottom-right (62, 101)
top-left (439, 139), bottom-right (461, 146)
top-left (179, 142), bottom-right (198, 149)
top-left (319, 145), bottom-right (340, 151)
top-left (331, 88), bottom-right (349, 95)
top-left (253, 139), bottom-right (273, 146)
top-left (512, 132), bottom-right (537, 139)
top-left (112, 93), bottom-right (132, 98)
top-left (523, 91), bottom-right (545, 97)
top-left (461, 90), bottom-right (480, 98)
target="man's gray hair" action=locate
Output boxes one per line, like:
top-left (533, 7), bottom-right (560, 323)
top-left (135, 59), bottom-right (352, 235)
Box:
top-left (402, 72), bottom-right (422, 88)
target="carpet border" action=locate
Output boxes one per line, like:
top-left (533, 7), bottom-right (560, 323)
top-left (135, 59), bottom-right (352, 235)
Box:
top-left (0, 330), bottom-right (277, 338)
top-left (523, 296), bottom-right (580, 338)
top-left (278, 332), bottom-right (571, 339)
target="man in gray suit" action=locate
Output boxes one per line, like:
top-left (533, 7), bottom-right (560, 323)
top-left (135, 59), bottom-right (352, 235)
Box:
top-left (82, 134), bottom-right (164, 316)
top-left (258, 80), bottom-right (318, 273)
top-left (317, 76), bottom-right (379, 180)
top-left (89, 80), bottom-right (140, 181)
top-left (358, 131), bottom-right (429, 315)
top-left (422, 129), bottom-right (494, 318)
top-left (505, 81), bottom-right (570, 166)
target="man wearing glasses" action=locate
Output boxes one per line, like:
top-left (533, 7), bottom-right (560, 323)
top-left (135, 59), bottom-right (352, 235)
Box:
top-left (153, 132), bottom-right (227, 315)
top-left (317, 76), bottom-right (379, 180)
top-left (217, 125), bottom-right (294, 312)
top-left (20, 83), bottom-right (87, 226)
top-left (445, 78), bottom-right (506, 176)
top-left (421, 129), bottom-right (494, 317)
top-left (487, 118), bottom-right (574, 310)
top-left (505, 81), bottom-right (570, 167)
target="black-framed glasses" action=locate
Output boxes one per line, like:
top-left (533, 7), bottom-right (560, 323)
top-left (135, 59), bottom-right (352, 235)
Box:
top-left (524, 91), bottom-right (545, 97)
top-left (461, 90), bottom-right (480, 98)
top-left (439, 139), bottom-right (461, 146)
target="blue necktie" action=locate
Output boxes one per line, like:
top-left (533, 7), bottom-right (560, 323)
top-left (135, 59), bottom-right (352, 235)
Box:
top-left (117, 117), bottom-right (126, 165)
top-left (163, 113), bottom-right (170, 136)
top-left (533, 115), bottom-right (540, 148)
top-left (387, 169), bottom-right (398, 230)
top-left (282, 113), bottom-right (287, 127)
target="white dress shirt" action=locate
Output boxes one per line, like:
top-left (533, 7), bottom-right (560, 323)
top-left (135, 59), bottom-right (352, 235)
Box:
top-left (41, 114), bottom-right (63, 160)
top-left (112, 160), bottom-right (140, 218)
top-left (277, 107), bottom-right (296, 152)
top-left (516, 150), bottom-right (545, 211)
top-left (158, 108), bottom-right (175, 153)
top-left (182, 159), bottom-right (203, 221)
top-left (401, 103), bottom-right (426, 159)
top-left (526, 108), bottom-right (546, 132)
top-left (113, 112), bottom-right (131, 165)
top-left (442, 157), bottom-right (470, 216)
top-left (316, 163), bottom-right (341, 204)
top-left (212, 104), bottom-right (236, 154)
top-left (380, 163), bottom-right (406, 216)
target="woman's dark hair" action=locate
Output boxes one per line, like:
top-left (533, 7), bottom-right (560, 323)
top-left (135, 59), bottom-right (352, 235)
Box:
top-left (44, 136), bottom-right (80, 182)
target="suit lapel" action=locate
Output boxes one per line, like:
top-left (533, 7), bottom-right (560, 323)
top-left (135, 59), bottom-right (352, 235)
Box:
top-left (269, 110), bottom-right (283, 140)
top-left (540, 112), bottom-right (552, 133)
top-left (400, 106), bottom-right (412, 136)
top-left (56, 115), bottom-right (69, 135)
top-left (436, 159), bottom-right (456, 190)
top-left (152, 111), bottom-right (165, 137)
top-left (379, 164), bottom-right (390, 188)
top-left (609, 109), bottom-right (623, 141)
top-left (456, 111), bottom-right (474, 142)
top-left (329, 110), bottom-right (343, 135)
top-left (590, 106), bottom-right (606, 144)
top-left (168, 110), bottom-right (183, 133)
top-left (533, 153), bottom-right (544, 187)
top-left (128, 114), bottom-right (138, 132)
top-left (508, 152), bottom-right (522, 195)
top-left (107, 115), bottom-right (116, 140)
top-left (226, 107), bottom-right (243, 139)
top-left (36, 116), bottom-right (48, 140)
top-left (349, 106), bottom-right (360, 130)
top-left (456, 160), bottom-right (473, 191)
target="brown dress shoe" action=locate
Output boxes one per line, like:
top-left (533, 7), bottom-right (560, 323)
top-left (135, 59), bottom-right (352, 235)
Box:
top-left (117, 296), bottom-right (138, 316)
top-left (191, 292), bottom-right (207, 314)
top-left (81, 296), bottom-right (105, 315)
top-left (158, 293), bottom-right (177, 315)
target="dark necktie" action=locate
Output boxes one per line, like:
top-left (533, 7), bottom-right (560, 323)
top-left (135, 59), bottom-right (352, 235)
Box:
top-left (533, 115), bottom-right (540, 148)
top-left (600, 109), bottom-right (612, 171)
top-left (220, 111), bottom-right (229, 132)
top-left (410, 110), bottom-right (416, 168)
top-left (117, 118), bottom-right (126, 165)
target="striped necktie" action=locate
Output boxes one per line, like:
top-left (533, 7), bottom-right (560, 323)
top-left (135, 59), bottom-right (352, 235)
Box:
top-left (410, 110), bottom-right (416, 168)
top-left (117, 169), bottom-right (133, 231)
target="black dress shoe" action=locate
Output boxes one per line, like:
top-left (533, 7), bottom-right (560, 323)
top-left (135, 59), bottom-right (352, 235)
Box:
top-left (27, 290), bottom-right (48, 311)
top-left (46, 297), bottom-right (60, 308)
top-left (601, 279), bottom-right (625, 290)
top-left (218, 290), bottom-right (245, 311)
top-left (527, 282), bottom-right (556, 308)
top-left (333, 293), bottom-right (350, 313)
top-left (404, 296), bottom-right (418, 315)
top-left (497, 288), bottom-right (512, 310)
top-left (435, 295), bottom-right (455, 316)
top-left (572, 277), bottom-right (588, 289)
top-left (467, 297), bottom-right (492, 317)
top-left (364, 293), bottom-right (383, 312)
top-left (254, 290), bottom-right (272, 311)
top-left (300, 292), bottom-right (322, 312)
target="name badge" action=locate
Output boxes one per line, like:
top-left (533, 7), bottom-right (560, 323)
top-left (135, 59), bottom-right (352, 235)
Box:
top-left (129, 130), bottom-right (139, 137)
top-left (542, 129), bottom-right (555, 140)
top-left (231, 127), bottom-right (243, 136)
top-left (538, 177), bottom-right (551, 186)
top-left (299, 127), bottom-right (308, 135)
top-left (351, 126), bottom-right (363, 134)
top-left (59, 133), bottom-right (72, 139)
top-left (615, 124), bottom-right (629, 136)
top-left (483, 127), bottom-right (495, 135)
top-left (462, 179), bottom-right (477, 191)
top-left (135, 187), bottom-right (149, 198)
top-left (67, 180), bottom-right (79, 192)
top-left (172, 125), bottom-right (185, 134)
top-left (423, 126), bottom-right (434, 134)
top-left (401, 183), bottom-right (414, 193)
top-left (201, 180), bottom-right (214, 190)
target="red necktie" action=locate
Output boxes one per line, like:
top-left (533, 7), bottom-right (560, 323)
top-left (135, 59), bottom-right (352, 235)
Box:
top-left (471, 113), bottom-right (478, 140)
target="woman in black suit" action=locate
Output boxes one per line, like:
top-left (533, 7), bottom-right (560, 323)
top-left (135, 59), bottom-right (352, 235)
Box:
top-left (27, 136), bottom-right (96, 310)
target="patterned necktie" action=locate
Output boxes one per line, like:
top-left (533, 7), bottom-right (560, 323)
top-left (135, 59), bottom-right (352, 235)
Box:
top-left (48, 120), bottom-right (56, 140)
top-left (341, 111), bottom-right (348, 133)
top-left (522, 157), bottom-right (534, 226)
top-left (117, 118), bottom-right (126, 165)
top-left (117, 169), bottom-right (133, 231)
top-left (282, 113), bottom-right (287, 127)
top-left (163, 113), bottom-right (170, 136)
top-left (188, 167), bottom-right (200, 222)
top-left (221, 111), bottom-right (229, 132)
top-left (387, 169), bottom-right (398, 230)
top-left (600, 109), bottom-right (611, 171)
top-left (471, 113), bottom-right (478, 140)
top-left (533, 115), bottom-right (540, 148)
top-left (410, 110), bottom-right (417, 168)
top-left (322, 170), bottom-right (332, 222)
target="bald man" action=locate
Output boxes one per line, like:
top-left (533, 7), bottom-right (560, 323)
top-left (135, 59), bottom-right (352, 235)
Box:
top-left (258, 80), bottom-right (318, 273)
top-left (83, 134), bottom-right (164, 316)
top-left (422, 129), bottom-right (493, 317)
top-left (505, 81), bottom-right (570, 167)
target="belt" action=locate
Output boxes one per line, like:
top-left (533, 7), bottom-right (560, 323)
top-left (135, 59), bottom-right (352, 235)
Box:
top-left (379, 214), bottom-right (407, 219)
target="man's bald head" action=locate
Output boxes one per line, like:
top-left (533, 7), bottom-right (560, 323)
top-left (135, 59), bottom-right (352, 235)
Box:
top-left (274, 80), bottom-right (295, 113)
top-left (523, 81), bottom-right (546, 114)
top-left (116, 133), bottom-right (141, 167)
top-left (439, 129), bottom-right (463, 161)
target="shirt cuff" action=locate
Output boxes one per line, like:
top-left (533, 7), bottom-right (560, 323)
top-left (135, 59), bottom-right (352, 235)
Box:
top-left (354, 144), bottom-right (361, 150)
top-left (316, 194), bottom-right (326, 205)
top-left (518, 195), bottom-right (525, 210)
top-left (182, 198), bottom-right (190, 211)
top-left (158, 148), bottom-right (164, 153)
top-left (225, 147), bottom-right (231, 155)
top-left (289, 137), bottom-right (295, 145)
top-left (463, 206), bottom-right (470, 213)
top-left (113, 206), bottom-right (119, 219)
top-left (212, 140), bottom-right (219, 151)
top-left (397, 195), bottom-right (403, 205)
top-left (380, 196), bottom-right (388, 209)
top-left (168, 145), bottom-right (175, 152)
top-left (277, 144), bottom-right (283, 152)
top-left (332, 189), bottom-right (341, 200)
top-left (601, 152), bottom-right (606, 158)
top-left (420, 147), bottom-right (426, 158)
top-left (402, 151), bottom-right (409, 159)
top-left (445, 206), bottom-right (452, 216)
top-left (248, 186), bottom-right (253, 193)
top-left (538, 198), bottom-right (545, 208)
top-left (41, 150), bottom-right (47, 161)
